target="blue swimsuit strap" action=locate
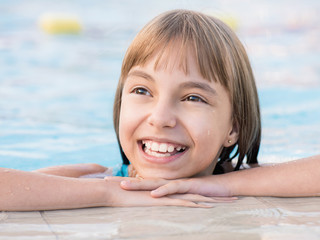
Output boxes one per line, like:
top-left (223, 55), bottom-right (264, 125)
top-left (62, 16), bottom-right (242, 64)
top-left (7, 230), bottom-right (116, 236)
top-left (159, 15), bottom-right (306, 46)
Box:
top-left (112, 164), bottom-right (129, 177)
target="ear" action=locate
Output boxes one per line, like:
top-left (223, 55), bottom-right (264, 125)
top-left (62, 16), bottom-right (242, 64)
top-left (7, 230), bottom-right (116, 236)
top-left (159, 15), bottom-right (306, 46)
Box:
top-left (223, 121), bottom-right (239, 147)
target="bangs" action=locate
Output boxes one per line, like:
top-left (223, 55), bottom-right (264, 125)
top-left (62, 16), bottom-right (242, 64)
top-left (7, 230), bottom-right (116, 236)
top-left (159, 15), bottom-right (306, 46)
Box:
top-left (153, 39), bottom-right (190, 75)
top-left (120, 10), bottom-right (234, 90)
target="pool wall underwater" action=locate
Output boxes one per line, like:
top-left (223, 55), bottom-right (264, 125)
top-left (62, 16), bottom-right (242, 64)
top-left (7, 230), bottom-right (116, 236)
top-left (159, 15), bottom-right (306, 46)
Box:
top-left (0, 0), bottom-right (319, 170)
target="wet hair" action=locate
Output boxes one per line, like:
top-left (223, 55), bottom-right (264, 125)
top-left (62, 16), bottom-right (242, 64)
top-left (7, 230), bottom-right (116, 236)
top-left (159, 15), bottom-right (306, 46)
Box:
top-left (113, 9), bottom-right (261, 173)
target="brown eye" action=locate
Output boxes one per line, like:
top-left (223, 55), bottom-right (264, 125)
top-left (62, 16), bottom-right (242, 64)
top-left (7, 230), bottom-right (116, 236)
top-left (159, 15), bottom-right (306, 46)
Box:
top-left (132, 87), bottom-right (151, 96)
top-left (184, 95), bottom-right (207, 103)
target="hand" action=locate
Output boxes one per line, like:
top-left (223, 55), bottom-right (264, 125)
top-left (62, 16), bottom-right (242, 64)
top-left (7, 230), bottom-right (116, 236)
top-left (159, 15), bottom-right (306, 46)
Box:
top-left (105, 176), bottom-right (236, 206)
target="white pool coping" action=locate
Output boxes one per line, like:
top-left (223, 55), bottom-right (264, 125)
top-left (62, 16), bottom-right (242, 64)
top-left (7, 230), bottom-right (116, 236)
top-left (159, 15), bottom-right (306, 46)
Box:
top-left (1, 196), bottom-right (320, 239)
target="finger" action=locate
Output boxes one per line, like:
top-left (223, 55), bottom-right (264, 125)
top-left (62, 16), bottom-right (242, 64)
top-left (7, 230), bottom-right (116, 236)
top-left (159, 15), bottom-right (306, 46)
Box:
top-left (151, 180), bottom-right (192, 197)
top-left (104, 176), bottom-right (134, 182)
top-left (168, 194), bottom-right (236, 203)
top-left (158, 197), bottom-right (214, 208)
top-left (120, 178), bottom-right (170, 191)
top-left (212, 196), bottom-right (238, 201)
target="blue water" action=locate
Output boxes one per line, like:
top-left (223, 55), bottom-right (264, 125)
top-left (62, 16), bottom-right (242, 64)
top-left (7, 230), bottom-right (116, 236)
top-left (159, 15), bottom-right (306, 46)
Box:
top-left (0, 0), bottom-right (319, 170)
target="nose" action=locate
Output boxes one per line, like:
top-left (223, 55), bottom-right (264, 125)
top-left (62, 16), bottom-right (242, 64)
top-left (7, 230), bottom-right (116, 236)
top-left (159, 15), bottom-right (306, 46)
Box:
top-left (147, 98), bottom-right (177, 129)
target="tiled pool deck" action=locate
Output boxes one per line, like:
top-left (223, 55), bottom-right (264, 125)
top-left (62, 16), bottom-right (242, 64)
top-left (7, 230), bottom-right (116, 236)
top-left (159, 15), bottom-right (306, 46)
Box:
top-left (1, 197), bottom-right (320, 239)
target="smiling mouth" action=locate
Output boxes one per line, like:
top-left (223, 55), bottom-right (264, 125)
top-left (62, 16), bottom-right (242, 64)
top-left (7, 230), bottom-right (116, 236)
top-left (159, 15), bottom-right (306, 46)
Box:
top-left (141, 140), bottom-right (187, 158)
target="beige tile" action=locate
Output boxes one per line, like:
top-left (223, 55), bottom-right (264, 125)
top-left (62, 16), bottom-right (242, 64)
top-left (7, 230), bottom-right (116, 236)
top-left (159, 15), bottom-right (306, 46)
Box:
top-left (0, 211), bottom-right (56, 239)
top-left (0, 197), bottom-right (319, 239)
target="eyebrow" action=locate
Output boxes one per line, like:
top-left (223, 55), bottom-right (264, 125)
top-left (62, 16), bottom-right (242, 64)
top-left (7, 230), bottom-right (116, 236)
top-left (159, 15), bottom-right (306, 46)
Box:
top-left (180, 81), bottom-right (217, 96)
top-left (127, 70), bottom-right (217, 96)
top-left (127, 70), bottom-right (155, 82)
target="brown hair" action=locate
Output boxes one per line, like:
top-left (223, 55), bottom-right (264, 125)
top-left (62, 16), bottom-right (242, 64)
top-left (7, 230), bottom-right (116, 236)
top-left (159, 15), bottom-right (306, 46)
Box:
top-left (113, 9), bottom-right (261, 172)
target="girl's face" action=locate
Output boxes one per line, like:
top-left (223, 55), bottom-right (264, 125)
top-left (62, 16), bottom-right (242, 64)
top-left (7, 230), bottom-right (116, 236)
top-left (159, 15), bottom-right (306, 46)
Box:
top-left (119, 49), bottom-right (238, 179)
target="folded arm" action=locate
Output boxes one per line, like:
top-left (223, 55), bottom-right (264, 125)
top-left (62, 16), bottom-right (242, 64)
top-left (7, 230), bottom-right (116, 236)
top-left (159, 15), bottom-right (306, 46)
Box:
top-left (229, 155), bottom-right (320, 197)
top-left (119, 155), bottom-right (320, 198)
top-left (0, 168), bottom-right (111, 211)
top-left (0, 167), bottom-right (230, 211)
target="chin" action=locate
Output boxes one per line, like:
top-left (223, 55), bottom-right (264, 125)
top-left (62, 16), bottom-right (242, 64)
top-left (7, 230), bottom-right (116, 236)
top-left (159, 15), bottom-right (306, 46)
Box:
top-left (138, 169), bottom-right (188, 180)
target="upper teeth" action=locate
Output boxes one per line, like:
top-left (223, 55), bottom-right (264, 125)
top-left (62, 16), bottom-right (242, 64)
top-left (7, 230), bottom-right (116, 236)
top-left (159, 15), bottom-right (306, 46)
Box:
top-left (142, 140), bottom-right (185, 153)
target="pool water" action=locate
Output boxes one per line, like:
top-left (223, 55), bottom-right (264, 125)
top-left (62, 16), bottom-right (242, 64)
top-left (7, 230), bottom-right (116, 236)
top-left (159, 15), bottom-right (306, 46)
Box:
top-left (0, 0), bottom-right (319, 171)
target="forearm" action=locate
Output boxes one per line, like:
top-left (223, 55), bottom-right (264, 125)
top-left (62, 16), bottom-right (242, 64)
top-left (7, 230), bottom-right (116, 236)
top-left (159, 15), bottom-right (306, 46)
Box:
top-left (34, 163), bottom-right (108, 177)
top-left (0, 168), bottom-right (110, 211)
top-left (224, 155), bottom-right (320, 197)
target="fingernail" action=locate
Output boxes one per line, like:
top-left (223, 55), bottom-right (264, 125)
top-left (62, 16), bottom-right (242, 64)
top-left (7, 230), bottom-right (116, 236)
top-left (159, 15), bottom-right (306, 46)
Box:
top-left (151, 189), bottom-right (160, 195)
top-left (120, 180), bottom-right (130, 186)
top-left (199, 202), bottom-right (215, 207)
top-left (104, 176), bottom-right (117, 181)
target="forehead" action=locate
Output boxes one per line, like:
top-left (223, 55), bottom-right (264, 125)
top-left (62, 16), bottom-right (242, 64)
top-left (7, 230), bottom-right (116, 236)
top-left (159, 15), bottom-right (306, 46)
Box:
top-left (152, 41), bottom-right (198, 75)
top-left (127, 51), bottom-right (203, 85)
top-left (127, 39), bottom-right (211, 83)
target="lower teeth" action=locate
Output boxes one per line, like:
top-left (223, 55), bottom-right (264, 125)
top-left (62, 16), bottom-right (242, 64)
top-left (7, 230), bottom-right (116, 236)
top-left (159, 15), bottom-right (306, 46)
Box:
top-left (142, 143), bottom-right (186, 157)
top-left (144, 148), bottom-right (171, 157)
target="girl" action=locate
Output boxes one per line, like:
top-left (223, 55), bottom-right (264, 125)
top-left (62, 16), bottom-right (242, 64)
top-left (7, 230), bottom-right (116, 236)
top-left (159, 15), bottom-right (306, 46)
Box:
top-left (112, 9), bottom-right (261, 178)
top-left (1, 9), bottom-right (260, 211)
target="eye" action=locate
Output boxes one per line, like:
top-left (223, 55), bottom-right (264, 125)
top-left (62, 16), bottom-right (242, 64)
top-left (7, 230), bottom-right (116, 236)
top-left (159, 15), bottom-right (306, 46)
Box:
top-left (184, 95), bottom-right (207, 103)
top-left (131, 87), bottom-right (151, 96)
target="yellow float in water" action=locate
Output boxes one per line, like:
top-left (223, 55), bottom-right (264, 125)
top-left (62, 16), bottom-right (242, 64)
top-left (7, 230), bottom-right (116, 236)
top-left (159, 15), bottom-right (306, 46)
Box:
top-left (203, 11), bottom-right (239, 31)
top-left (217, 14), bottom-right (238, 31)
top-left (39, 13), bottom-right (82, 34)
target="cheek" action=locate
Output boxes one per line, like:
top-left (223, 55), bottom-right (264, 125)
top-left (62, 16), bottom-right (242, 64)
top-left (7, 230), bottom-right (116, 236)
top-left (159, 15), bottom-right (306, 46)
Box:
top-left (186, 111), bottom-right (230, 152)
top-left (118, 100), bottom-right (133, 149)
top-left (118, 98), bottom-right (145, 149)
top-left (185, 111), bottom-right (217, 138)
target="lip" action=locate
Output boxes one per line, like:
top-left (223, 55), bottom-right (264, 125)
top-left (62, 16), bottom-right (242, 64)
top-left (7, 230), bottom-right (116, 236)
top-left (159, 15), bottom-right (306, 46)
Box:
top-left (138, 138), bottom-right (188, 164)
